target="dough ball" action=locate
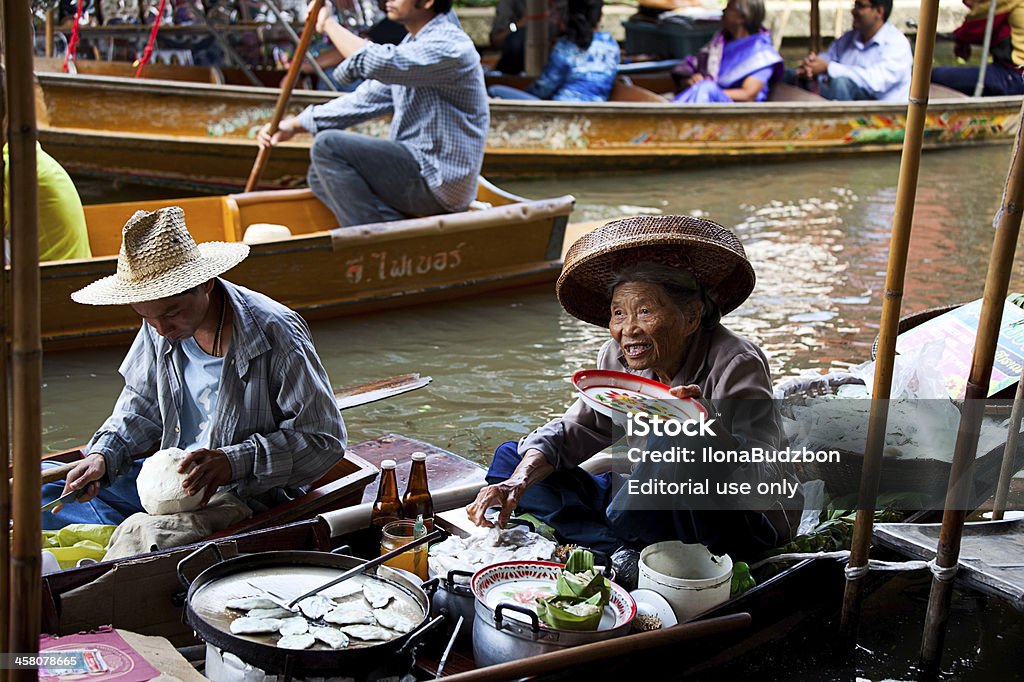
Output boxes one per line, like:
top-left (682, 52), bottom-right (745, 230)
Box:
top-left (137, 447), bottom-right (203, 515)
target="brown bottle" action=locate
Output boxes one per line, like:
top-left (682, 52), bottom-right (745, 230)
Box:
top-left (371, 459), bottom-right (403, 528)
top-left (401, 452), bottom-right (434, 530)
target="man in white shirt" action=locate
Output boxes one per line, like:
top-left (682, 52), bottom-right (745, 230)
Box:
top-left (793, 0), bottom-right (912, 101)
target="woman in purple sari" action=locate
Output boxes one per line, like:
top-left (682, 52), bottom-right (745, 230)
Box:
top-left (672, 0), bottom-right (783, 103)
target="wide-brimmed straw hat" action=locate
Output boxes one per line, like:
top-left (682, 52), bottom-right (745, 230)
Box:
top-left (72, 206), bottom-right (250, 306)
top-left (556, 215), bottom-right (755, 327)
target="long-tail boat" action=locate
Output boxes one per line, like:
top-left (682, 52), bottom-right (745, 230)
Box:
top-left (35, 180), bottom-right (574, 351)
top-left (33, 62), bottom-right (1021, 192)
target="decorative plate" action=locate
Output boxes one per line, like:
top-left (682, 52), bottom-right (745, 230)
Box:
top-left (471, 561), bottom-right (636, 630)
top-left (572, 369), bottom-right (707, 423)
top-left (629, 587), bottom-right (678, 628)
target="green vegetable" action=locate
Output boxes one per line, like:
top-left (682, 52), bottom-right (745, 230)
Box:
top-left (557, 549), bottom-right (610, 606)
top-left (536, 593), bottom-right (604, 631)
top-left (730, 561), bottom-right (755, 597)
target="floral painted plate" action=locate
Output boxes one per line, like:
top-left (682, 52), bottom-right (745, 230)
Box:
top-left (471, 561), bottom-right (636, 630)
top-left (572, 369), bottom-right (706, 423)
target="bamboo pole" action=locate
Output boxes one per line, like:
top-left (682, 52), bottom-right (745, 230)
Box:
top-left (838, 0), bottom-right (942, 641)
top-left (990, 369), bottom-right (1024, 520)
top-left (0, 35), bottom-right (10, 677)
top-left (973, 0), bottom-right (998, 97)
top-left (245, 0), bottom-right (325, 192)
top-left (45, 9), bottom-right (55, 58)
top-left (919, 95), bottom-right (1024, 676)
top-left (524, 0), bottom-right (548, 77)
top-left (809, 0), bottom-right (821, 54)
top-left (5, 0), bottom-right (43, 672)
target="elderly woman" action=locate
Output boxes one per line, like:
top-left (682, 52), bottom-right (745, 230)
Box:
top-left (467, 215), bottom-right (799, 561)
top-left (672, 0), bottom-right (783, 103)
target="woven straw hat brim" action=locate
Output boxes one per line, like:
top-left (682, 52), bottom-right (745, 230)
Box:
top-left (556, 215), bottom-right (755, 327)
top-left (71, 242), bottom-right (250, 306)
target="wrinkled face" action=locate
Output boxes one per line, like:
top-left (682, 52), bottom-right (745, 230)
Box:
top-left (851, 0), bottom-right (883, 34)
top-left (609, 282), bottom-right (701, 382)
top-left (130, 284), bottom-right (210, 341)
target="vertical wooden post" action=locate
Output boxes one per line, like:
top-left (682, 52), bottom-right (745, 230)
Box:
top-left (0, 37), bottom-right (10, 679)
top-left (991, 368), bottom-right (1024, 520)
top-left (524, 0), bottom-right (549, 77)
top-left (4, 0), bottom-right (43, 673)
top-left (45, 9), bottom-right (55, 58)
top-left (919, 94), bottom-right (1024, 676)
top-left (838, 0), bottom-right (942, 641)
top-left (809, 0), bottom-right (821, 54)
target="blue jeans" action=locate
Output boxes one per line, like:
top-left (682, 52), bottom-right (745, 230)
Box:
top-left (487, 84), bottom-right (541, 100)
top-left (307, 131), bottom-right (448, 227)
top-left (783, 68), bottom-right (877, 101)
top-left (41, 460), bottom-right (146, 530)
top-left (932, 62), bottom-right (1024, 97)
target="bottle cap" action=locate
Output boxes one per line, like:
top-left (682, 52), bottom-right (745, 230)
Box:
top-left (381, 459), bottom-right (397, 469)
top-left (411, 452), bottom-right (426, 462)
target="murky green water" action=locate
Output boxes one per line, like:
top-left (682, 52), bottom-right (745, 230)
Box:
top-left (47, 143), bottom-right (1024, 681)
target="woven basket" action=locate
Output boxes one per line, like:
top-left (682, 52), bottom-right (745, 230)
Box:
top-left (775, 372), bottom-right (1023, 506)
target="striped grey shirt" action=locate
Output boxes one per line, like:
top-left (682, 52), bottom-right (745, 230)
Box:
top-left (88, 279), bottom-right (347, 504)
top-left (296, 12), bottom-right (489, 212)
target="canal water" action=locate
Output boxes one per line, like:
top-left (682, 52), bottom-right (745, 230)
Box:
top-left (48, 142), bottom-right (1024, 680)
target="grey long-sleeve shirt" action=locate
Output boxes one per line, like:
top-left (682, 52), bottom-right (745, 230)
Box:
top-left (87, 279), bottom-right (347, 504)
top-left (519, 324), bottom-right (783, 471)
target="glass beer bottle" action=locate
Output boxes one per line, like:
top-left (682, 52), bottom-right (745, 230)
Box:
top-left (401, 452), bottom-right (434, 530)
top-left (371, 459), bottom-right (403, 528)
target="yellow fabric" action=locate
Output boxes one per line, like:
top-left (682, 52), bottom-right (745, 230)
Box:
top-left (3, 142), bottom-right (92, 262)
top-left (966, 0), bottom-right (1024, 67)
top-left (42, 523), bottom-right (117, 569)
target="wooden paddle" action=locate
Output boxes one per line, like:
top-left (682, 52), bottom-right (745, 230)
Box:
top-left (244, 0), bottom-right (326, 192)
top-left (33, 373), bottom-right (432, 485)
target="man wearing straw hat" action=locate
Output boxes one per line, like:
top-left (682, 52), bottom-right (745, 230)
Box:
top-left (467, 215), bottom-right (801, 564)
top-left (41, 206), bottom-right (347, 532)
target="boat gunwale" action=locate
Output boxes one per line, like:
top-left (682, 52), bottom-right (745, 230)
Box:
top-left (35, 71), bottom-right (1024, 117)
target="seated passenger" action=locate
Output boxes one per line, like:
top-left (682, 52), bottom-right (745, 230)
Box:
top-left (932, 0), bottom-right (1024, 96)
top-left (487, 0), bottom-right (620, 102)
top-left (789, 0), bottom-right (912, 101)
top-left (672, 0), bottom-right (783, 103)
top-left (467, 215), bottom-right (801, 561)
top-left (3, 143), bottom-right (92, 262)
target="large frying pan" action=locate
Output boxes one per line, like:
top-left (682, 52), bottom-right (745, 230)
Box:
top-left (177, 543), bottom-right (443, 679)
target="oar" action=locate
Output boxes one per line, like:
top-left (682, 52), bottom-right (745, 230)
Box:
top-left (33, 373), bottom-right (432, 485)
top-left (244, 0), bottom-right (326, 192)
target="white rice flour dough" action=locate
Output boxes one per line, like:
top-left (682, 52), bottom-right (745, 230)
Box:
top-left (136, 447), bottom-right (203, 515)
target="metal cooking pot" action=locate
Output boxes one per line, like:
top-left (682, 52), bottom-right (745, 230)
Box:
top-left (177, 543), bottom-right (443, 680)
top-left (469, 560), bottom-right (635, 667)
top-left (430, 569), bottom-right (475, 640)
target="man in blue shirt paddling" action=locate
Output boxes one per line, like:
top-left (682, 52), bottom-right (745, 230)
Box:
top-left (792, 0), bottom-right (912, 101)
top-left (257, 0), bottom-right (489, 227)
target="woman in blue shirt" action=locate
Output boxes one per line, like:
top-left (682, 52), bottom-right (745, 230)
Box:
top-left (488, 0), bottom-right (620, 102)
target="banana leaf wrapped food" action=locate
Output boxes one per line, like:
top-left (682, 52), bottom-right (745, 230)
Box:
top-left (537, 549), bottom-right (612, 631)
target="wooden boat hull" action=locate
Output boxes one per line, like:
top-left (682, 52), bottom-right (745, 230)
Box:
top-left (34, 71), bottom-right (1022, 191)
top-left (36, 184), bottom-right (573, 350)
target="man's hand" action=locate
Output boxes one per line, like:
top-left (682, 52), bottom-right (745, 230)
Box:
top-left (256, 118), bottom-right (301, 149)
top-left (313, 0), bottom-right (336, 33)
top-left (685, 73), bottom-right (705, 88)
top-left (180, 448), bottom-right (232, 507)
top-left (799, 52), bottom-right (829, 79)
top-left (57, 453), bottom-right (106, 507)
top-left (669, 384), bottom-right (703, 400)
